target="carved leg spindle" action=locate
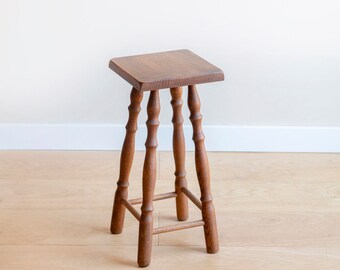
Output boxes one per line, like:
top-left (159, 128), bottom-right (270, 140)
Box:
top-left (170, 87), bottom-right (189, 221)
top-left (138, 90), bottom-right (160, 267)
top-left (188, 85), bottom-right (219, 254)
top-left (110, 87), bottom-right (143, 234)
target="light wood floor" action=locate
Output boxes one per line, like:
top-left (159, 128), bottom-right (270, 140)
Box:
top-left (1, 151), bottom-right (340, 269)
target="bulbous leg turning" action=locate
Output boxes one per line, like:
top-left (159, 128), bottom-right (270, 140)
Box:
top-left (110, 87), bottom-right (143, 234)
top-left (170, 87), bottom-right (189, 221)
top-left (138, 90), bottom-right (160, 267)
top-left (188, 85), bottom-right (219, 254)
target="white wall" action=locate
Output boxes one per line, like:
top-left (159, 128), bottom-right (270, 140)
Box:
top-left (1, 0), bottom-right (340, 151)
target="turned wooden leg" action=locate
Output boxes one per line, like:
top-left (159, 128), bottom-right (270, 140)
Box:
top-left (110, 87), bottom-right (143, 234)
top-left (170, 87), bottom-right (189, 221)
top-left (138, 90), bottom-right (160, 267)
top-left (188, 85), bottom-right (219, 254)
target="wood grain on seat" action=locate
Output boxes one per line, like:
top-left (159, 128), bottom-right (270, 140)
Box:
top-left (109, 49), bottom-right (224, 91)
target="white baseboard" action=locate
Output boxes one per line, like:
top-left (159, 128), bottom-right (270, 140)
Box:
top-left (0, 124), bottom-right (339, 152)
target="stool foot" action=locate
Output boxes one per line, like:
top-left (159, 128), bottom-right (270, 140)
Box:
top-left (170, 87), bottom-right (189, 221)
top-left (137, 90), bottom-right (160, 267)
top-left (138, 214), bottom-right (153, 267)
top-left (110, 87), bottom-right (143, 234)
top-left (188, 85), bottom-right (219, 254)
top-left (110, 191), bottom-right (125, 234)
top-left (202, 202), bottom-right (219, 253)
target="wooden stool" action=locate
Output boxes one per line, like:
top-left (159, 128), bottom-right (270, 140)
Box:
top-left (108, 49), bottom-right (224, 267)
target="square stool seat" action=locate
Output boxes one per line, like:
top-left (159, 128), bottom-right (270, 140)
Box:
top-left (109, 49), bottom-right (224, 91)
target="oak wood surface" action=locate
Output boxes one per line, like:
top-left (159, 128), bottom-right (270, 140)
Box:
top-left (1, 151), bottom-right (340, 269)
top-left (109, 50), bottom-right (224, 91)
top-left (1, 246), bottom-right (340, 270)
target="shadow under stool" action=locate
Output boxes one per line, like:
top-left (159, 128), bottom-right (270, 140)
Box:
top-left (108, 49), bottom-right (224, 267)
